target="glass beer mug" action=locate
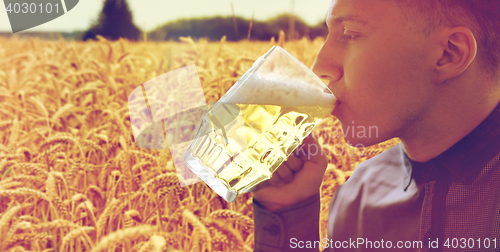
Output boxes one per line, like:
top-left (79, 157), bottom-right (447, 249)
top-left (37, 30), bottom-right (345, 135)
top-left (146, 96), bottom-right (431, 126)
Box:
top-left (183, 46), bottom-right (336, 203)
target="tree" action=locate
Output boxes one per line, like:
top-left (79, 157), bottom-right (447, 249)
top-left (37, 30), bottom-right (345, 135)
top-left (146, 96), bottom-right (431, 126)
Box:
top-left (82, 0), bottom-right (141, 41)
top-left (148, 14), bottom-right (327, 42)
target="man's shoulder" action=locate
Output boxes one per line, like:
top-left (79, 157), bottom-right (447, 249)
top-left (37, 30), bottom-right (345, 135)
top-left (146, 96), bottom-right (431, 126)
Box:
top-left (328, 143), bottom-right (426, 243)
top-left (344, 143), bottom-right (405, 187)
top-left (330, 144), bottom-right (408, 222)
top-left (330, 143), bottom-right (407, 207)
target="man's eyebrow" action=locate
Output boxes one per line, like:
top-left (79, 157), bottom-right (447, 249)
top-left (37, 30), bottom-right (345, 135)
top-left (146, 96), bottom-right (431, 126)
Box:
top-left (327, 14), bottom-right (368, 26)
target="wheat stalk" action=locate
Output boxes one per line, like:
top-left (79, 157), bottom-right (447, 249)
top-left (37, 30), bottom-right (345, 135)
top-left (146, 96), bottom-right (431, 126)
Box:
top-left (40, 134), bottom-right (76, 151)
top-left (123, 209), bottom-right (142, 228)
top-left (90, 225), bottom-right (156, 252)
top-left (0, 188), bottom-right (50, 202)
top-left (5, 232), bottom-right (52, 250)
top-left (32, 219), bottom-right (78, 231)
top-left (203, 218), bottom-right (244, 251)
top-left (96, 198), bottom-right (120, 238)
top-left (0, 204), bottom-right (24, 247)
top-left (61, 226), bottom-right (95, 251)
top-left (0, 181), bottom-right (24, 190)
top-left (182, 209), bottom-right (211, 251)
top-left (135, 234), bottom-right (167, 252)
top-left (8, 119), bottom-right (20, 151)
top-left (28, 96), bottom-right (49, 118)
top-left (5, 245), bottom-right (26, 252)
top-left (50, 103), bottom-right (74, 126)
top-left (10, 163), bottom-right (48, 177)
top-left (0, 37), bottom-right (401, 252)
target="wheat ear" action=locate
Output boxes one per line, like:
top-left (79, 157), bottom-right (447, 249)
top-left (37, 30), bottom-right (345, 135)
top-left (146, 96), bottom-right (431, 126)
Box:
top-left (96, 198), bottom-right (120, 239)
top-left (209, 209), bottom-right (254, 231)
top-left (182, 209), bottom-right (211, 252)
top-left (61, 226), bottom-right (95, 251)
top-left (0, 204), bottom-right (23, 246)
top-left (137, 234), bottom-right (166, 252)
top-left (204, 218), bottom-right (244, 251)
top-left (91, 225), bottom-right (157, 252)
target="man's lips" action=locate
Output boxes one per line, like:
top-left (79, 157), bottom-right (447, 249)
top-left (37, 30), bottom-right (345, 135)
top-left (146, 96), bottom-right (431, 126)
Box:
top-left (325, 86), bottom-right (340, 112)
top-left (331, 98), bottom-right (342, 116)
top-left (334, 99), bottom-right (340, 107)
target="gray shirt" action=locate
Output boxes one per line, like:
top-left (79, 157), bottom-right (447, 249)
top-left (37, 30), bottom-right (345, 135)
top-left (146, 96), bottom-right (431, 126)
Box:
top-left (254, 102), bottom-right (500, 251)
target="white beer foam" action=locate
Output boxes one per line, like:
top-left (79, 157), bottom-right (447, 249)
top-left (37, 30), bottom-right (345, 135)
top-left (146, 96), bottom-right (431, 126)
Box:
top-left (223, 75), bottom-right (336, 107)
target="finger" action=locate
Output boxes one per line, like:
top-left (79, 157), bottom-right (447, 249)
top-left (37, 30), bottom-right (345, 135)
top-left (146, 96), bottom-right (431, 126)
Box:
top-left (293, 133), bottom-right (317, 159)
top-left (276, 164), bottom-right (294, 183)
top-left (251, 180), bottom-right (271, 192)
top-left (251, 157), bottom-right (299, 192)
top-left (285, 154), bottom-right (303, 172)
top-left (296, 134), bottom-right (326, 165)
top-left (267, 172), bottom-right (285, 187)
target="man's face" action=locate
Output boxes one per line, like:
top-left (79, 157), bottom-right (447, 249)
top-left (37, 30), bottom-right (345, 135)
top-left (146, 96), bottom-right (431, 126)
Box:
top-left (313, 0), bottom-right (438, 146)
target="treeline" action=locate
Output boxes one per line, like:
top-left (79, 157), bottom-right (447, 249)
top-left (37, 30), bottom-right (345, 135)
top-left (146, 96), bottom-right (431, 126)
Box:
top-left (79, 0), bottom-right (326, 41)
top-left (0, 14), bottom-right (328, 41)
top-left (147, 14), bottom-right (328, 41)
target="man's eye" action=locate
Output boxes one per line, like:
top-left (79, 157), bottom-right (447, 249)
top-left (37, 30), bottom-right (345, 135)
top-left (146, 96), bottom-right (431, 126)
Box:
top-left (337, 31), bottom-right (358, 42)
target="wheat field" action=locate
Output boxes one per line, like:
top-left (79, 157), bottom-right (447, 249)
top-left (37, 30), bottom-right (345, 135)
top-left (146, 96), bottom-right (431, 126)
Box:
top-left (0, 35), bottom-right (399, 252)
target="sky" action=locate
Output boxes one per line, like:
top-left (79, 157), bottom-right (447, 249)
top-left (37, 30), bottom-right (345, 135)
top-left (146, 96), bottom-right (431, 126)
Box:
top-left (0, 0), bottom-right (331, 33)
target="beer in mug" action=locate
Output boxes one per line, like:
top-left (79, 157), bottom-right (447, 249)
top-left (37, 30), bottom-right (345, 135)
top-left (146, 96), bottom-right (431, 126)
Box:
top-left (183, 46), bottom-right (336, 202)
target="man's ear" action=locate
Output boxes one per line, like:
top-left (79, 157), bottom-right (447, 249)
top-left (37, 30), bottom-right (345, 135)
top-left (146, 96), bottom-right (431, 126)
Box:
top-left (434, 26), bottom-right (477, 84)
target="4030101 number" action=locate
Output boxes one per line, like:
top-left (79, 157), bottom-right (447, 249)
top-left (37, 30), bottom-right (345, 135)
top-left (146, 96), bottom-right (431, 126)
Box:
top-left (5, 2), bottom-right (60, 14)
top-left (443, 238), bottom-right (497, 249)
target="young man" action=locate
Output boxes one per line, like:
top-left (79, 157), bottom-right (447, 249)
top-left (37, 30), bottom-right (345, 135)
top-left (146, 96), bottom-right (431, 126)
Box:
top-left (252, 0), bottom-right (500, 251)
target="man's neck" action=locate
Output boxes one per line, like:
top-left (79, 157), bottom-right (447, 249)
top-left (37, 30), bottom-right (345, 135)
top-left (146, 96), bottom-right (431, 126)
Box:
top-left (400, 84), bottom-right (500, 163)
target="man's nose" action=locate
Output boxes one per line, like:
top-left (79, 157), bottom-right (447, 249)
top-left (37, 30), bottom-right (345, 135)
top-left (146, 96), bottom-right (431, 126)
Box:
top-left (312, 41), bottom-right (343, 83)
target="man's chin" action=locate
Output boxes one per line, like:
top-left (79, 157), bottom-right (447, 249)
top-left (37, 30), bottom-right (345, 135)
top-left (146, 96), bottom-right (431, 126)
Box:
top-left (343, 136), bottom-right (383, 148)
top-left (337, 121), bottom-right (382, 147)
